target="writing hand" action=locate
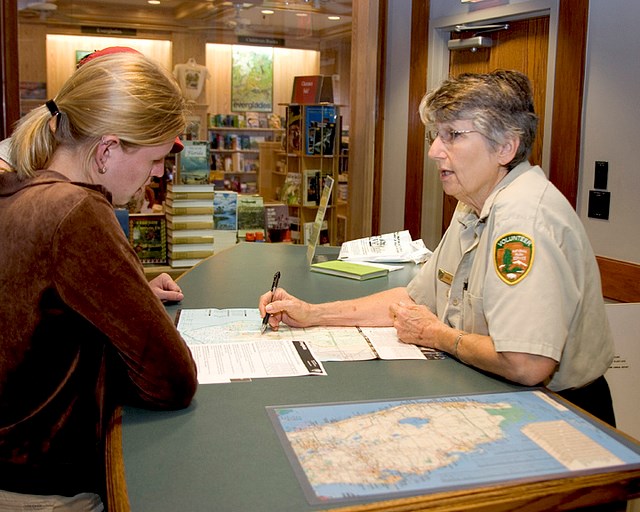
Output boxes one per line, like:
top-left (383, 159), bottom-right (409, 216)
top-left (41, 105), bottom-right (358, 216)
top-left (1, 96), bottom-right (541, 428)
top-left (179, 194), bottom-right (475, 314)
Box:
top-left (259, 287), bottom-right (313, 329)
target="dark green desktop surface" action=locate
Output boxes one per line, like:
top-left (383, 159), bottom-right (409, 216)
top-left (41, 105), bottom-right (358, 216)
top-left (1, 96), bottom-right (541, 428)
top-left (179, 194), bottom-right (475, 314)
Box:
top-left (119, 243), bottom-right (523, 511)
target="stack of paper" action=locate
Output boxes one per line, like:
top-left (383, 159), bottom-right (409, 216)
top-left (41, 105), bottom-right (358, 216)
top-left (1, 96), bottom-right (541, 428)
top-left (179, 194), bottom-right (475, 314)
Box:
top-left (338, 230), bottom-right (432, 264)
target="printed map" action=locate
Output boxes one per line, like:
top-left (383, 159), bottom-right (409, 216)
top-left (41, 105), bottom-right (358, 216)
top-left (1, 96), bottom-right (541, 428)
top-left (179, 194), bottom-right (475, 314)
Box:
top-left (268, 390), bottom-right (640, 505)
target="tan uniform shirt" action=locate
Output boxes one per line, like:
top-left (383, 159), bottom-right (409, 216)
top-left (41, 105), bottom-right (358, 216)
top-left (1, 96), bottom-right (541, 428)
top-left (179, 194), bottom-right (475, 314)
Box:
top-left (408, 162), bottom-right (614, 391)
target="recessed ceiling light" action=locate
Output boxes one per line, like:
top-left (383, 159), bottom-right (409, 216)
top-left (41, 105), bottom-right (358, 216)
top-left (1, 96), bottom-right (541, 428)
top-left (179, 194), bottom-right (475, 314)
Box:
top-left (328, 16), bottom-right (341, 21)
top-left (147, 0), bottom-right (160, 4)
top-left (261, 9), bottom-right (274, 14)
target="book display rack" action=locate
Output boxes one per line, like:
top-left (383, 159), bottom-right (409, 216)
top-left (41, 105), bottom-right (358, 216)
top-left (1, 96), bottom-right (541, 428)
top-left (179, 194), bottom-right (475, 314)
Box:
top-left (276, 103), bottom-right (348, 246)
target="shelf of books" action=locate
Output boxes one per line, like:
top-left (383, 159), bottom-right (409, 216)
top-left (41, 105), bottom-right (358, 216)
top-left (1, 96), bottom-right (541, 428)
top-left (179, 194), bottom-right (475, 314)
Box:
top-left (279, 103), bottom-right (348, 246)
top-left (208, 113), bottom-right (284, 195)
top-left (164, 119), bottom-right (291, 270)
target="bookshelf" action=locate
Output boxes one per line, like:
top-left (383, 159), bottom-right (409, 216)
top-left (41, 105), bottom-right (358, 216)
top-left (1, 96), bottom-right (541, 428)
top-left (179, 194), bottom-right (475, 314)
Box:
top-left (280, 103), bottom-right (348, 246)
top-left (208, 126), bottom-right (284, 195)
top-left (258, 141), bottom-right (287, 202)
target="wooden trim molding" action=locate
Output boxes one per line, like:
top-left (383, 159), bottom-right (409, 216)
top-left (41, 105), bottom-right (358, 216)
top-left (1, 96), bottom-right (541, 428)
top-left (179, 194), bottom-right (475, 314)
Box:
top-left (1, 0), bottom-right (21, 139)
top-left (403, 0), bottom-right (429, 240)
top-left (347, 0), bottom-right (380, 240)
top-left (548, 0), bottom-right (589, 208)
top-left (597, 256), bottom-right (640, 303)
top-left (333, 468), bottom-right (639, 511)
top-left (105, 407), bottom-right (131, 511)
top-left (371, 0), bottom-right (388, 236)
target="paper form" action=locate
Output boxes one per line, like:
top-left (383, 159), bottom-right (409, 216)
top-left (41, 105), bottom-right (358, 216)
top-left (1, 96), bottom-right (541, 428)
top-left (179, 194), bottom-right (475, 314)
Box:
top-left (177, 309), bottom-right (445, 369)
top-left (177, 308), bottom-right (326, 383)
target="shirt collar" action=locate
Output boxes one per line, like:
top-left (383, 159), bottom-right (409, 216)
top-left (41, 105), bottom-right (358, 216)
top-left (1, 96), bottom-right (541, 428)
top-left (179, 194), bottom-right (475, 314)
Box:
top-left (455, 161), bottom-right (536, 229)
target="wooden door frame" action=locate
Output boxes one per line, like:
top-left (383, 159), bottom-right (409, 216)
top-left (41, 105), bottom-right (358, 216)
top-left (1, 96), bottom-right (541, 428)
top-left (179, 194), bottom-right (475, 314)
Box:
top-left (410, 0), bottom-right (585, 250)
top-left (403, 0), bottom-right (430, 241)
top-left (1, 0), bottom-right (20, 140)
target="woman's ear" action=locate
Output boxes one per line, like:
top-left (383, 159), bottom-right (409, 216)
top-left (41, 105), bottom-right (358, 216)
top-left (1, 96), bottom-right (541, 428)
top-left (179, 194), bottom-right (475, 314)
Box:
top-left (497, 136), bottom-right (520, 166)
top-left (94, 135), bottom-right (119, 170)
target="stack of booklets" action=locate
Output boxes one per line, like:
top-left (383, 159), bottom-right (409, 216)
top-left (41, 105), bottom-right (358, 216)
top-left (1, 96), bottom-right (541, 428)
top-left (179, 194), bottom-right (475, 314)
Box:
top-left (310, 260), bottom-right (389, 281)
top-left (212, 190), bottom-right (238, 254)
top-left (165, 183), bottom-right (215, 268)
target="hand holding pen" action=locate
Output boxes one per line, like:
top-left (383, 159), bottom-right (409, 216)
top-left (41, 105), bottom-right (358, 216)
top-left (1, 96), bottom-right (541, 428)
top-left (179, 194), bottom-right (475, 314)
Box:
top-left (261, 271), bottom-right (281, 334)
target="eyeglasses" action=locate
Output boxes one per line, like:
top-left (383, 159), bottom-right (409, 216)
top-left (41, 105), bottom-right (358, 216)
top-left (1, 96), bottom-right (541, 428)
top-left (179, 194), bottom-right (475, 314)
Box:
top-left (425, 129), bottom-right (479, 146)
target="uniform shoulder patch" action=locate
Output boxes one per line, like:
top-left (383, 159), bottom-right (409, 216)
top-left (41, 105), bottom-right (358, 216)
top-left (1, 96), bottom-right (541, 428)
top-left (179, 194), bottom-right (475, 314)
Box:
top-left (494, 232), bottom-right (534, 285)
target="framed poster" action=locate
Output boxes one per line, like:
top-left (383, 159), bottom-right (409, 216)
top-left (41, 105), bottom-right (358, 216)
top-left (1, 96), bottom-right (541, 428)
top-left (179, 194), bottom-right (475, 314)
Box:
top-left (231, 45), bottom-right (273, 113)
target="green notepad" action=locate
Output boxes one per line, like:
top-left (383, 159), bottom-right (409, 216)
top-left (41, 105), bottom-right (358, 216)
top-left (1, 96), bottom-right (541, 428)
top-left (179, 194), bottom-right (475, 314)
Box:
top-left (310, 260), bottom-right (389, 281)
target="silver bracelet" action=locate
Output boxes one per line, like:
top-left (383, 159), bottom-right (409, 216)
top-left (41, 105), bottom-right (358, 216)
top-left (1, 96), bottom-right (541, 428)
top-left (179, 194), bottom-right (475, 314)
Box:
top-left (453, 332), bottom-right (466, 360)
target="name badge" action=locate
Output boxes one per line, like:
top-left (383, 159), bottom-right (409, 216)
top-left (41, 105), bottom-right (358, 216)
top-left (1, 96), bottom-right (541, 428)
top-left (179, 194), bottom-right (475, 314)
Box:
top-left (438, 268), bottom-right (453, 286)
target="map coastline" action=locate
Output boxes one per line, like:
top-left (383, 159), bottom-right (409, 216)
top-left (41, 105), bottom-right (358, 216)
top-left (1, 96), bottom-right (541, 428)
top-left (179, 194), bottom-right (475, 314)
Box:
top-left (267, 390), bottom-right (640, 505)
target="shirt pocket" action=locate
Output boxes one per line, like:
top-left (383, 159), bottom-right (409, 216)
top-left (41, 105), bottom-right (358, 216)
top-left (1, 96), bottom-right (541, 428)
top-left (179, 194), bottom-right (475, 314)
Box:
top-left (463, 291), bottom-right (488, 335)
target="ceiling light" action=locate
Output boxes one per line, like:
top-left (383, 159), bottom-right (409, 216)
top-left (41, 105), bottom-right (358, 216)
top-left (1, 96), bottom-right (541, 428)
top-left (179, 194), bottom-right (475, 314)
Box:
top-left (328, 16), bottom-right (340, 21)
top-left (261, 9), bottom-right (274, 14)
top-left (296, 13), bottom-right (308, 17)
top-left (147, 0), bottom-right (160, 4)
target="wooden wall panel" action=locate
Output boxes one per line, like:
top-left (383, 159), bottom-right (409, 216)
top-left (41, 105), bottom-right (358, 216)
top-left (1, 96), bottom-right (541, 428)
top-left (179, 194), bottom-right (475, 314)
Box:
top-left (448, 17), bottom-right (549, 168)
top-left (403, 0), bottom-right (429, 241)
top-left (548, 0), bottom-right (588, 209)
top-left (18, 23), bottom-right (47, 84)
top-left (320, 36), bottom-right (351, 127)
top-left (443, 16), bottom-right (550, 234)
top-left (45, 34), bottom-right (172, 96)
top-left (597, 256), bottom-right (640, 303)
top-left (272, 47), bottom-right (320, 118)
top-left (2, 0), bottom-right (20, 138)
top-left (347, 0), bottom-right (380, 240)
top-left (39, 35), bottom-right (318, 122)
top-left (206, 44), bottom-right (233, 115)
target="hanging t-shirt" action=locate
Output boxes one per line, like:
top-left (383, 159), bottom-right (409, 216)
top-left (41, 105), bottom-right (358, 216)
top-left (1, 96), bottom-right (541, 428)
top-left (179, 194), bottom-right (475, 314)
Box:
top-left (173, 58), bottom-right (209, 101)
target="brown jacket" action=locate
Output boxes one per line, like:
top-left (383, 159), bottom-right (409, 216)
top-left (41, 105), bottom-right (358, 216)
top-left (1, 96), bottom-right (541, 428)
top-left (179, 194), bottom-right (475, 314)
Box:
top-left (0, 170), bottom-right (197, 498)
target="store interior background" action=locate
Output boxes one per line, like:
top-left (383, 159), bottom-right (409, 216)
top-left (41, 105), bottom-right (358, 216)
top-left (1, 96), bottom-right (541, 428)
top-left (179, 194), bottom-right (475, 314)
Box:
top-left (13, 0), bottom-right (640, 274)
top-left (10, 0), bottom-right (640, 496)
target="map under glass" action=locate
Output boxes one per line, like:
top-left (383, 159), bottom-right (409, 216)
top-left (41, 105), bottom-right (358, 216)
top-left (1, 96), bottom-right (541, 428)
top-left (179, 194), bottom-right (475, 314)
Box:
top-left (267, 390), bottom-right (640, 505)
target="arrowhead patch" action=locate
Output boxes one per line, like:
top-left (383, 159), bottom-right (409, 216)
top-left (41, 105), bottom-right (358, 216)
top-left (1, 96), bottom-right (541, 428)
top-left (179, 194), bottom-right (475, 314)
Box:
top-left (494, 232), bottom-right (534, 285)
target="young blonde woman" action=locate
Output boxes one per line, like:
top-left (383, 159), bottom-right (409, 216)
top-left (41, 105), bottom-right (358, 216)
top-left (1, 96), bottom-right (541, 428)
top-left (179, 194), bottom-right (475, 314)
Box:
top-left (0, 52), bottom-right (197, 510)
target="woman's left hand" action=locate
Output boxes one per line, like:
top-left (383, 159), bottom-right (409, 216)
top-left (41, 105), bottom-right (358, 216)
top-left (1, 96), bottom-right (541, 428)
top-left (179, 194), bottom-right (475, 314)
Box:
top-left (149, 272), bottom-right (184, 303)
top-left (390, 301), bottom-right (443, 348)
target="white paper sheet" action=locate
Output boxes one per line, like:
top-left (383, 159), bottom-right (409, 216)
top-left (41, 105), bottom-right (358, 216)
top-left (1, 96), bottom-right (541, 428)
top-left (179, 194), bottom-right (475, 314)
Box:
top-left (338, 230), bottom-right (432, 264)
top-left (176, 308), bottom-right (446, 384)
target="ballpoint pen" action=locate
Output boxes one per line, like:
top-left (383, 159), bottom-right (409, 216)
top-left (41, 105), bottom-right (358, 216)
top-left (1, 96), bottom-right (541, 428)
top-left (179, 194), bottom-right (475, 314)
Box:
top-left (261, 271), bottom-right (281, 334)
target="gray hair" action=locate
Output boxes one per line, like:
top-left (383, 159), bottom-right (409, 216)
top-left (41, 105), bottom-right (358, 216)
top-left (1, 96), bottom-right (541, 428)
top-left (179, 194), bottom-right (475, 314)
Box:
top-left (419, 69), bottom-right (538, 170)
